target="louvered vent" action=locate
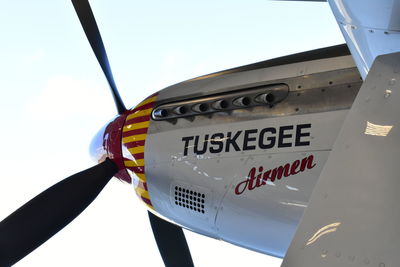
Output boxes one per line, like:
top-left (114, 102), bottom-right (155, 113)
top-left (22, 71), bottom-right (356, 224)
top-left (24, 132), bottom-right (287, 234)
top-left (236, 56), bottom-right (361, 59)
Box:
top-left (174, 186), bottom-right (205, 214)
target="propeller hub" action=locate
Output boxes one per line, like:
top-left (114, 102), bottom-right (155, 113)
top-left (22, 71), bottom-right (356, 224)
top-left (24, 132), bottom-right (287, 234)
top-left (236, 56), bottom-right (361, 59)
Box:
top-left (90, 114), bottom-right (131, 183)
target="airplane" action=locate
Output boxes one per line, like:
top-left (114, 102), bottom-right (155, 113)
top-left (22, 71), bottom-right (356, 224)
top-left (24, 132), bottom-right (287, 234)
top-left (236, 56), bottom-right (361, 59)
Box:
top-left (1, 0), bottom-right (399, 266)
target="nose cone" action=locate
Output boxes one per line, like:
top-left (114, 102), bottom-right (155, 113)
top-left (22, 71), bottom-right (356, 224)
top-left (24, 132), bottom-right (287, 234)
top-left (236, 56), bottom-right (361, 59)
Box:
top-left (89, 123), bottom-right (108, 163)
top-left (89, 115), bottom-right (131, 183)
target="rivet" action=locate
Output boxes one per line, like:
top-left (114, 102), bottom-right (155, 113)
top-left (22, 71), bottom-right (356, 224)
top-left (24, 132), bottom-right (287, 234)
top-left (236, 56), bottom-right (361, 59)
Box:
top-left (384, 89), bottom-right (392, 98)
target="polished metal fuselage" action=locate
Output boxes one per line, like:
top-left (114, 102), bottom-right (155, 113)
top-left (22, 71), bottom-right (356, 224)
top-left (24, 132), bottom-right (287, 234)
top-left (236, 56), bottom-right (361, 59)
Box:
top-left (131, 51), bottom-right (362, 257)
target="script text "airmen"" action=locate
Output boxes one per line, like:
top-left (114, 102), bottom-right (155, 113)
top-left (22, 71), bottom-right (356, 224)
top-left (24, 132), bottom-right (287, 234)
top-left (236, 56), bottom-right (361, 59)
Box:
top-left (235, 155), bottom-right (316, 195)
top-left (181, 124), bottom-right (311, 156)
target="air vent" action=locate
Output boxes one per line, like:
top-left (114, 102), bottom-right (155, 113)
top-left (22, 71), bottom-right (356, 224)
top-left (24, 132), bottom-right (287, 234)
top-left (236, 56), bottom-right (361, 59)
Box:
top-left (174, 186), bottom-right (205, 214)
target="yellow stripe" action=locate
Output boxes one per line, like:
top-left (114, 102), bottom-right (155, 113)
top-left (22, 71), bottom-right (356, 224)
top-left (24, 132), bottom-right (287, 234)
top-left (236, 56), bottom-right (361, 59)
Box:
top-left (145, 203), bottom-right (154, 210)
top-left (123, 121), bottom-right (150, 132)
top-left (135, 187), bottom-right (150, 199)
top-left (128, 146), bottom-right (145, 154)
top-left (136, 96), bottom-right (157, 108)
top-left (122, 134), bottom-right (147, 143)
top-left (135, 173), bottom-right (146, 182)
top-left (126, 108), bottom-right (152, 120)
top-left (124, 159), bottom-right (145, 167)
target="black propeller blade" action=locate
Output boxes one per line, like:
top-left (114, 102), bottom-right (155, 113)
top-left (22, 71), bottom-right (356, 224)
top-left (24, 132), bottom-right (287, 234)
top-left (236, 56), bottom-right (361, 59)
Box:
top-left (71, 0), bottom-right (126, 114)
top-left (0, 159), bottom-right (118, 266)
top-left (148, 211), bottom-right (194, 267)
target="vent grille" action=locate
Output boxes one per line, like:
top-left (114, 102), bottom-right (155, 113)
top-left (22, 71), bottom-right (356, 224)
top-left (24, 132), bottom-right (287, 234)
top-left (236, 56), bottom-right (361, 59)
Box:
top-left (174, 186), bottom-right (205, 214)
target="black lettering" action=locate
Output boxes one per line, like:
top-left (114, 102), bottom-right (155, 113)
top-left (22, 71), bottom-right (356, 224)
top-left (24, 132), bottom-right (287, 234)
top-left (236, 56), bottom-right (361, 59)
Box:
top-left (295, 124), bottom-right (311, 146)
top-left (182, 136), bottom-right (194, 156)
top-left (194, 134), bottom-right (209, 155)
top-left (225, 131), bottom-right (242, 152)
top-left (243, 129), bottom-right (258, 151)
top-left (278, 126), bottom-right (293, 148)
top-left (259, 127), bottom-right (276, 149)
top-left (210, 133), bottom-right (224, 153)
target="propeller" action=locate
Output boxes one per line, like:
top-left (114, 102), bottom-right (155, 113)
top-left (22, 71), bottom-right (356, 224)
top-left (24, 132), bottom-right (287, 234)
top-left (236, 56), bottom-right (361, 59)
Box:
top-left (71, 0), bottom-right (126, 114)
top-left (0, 0), bottom-right (194, 266)
top-left (0, 159), bottom-right (118, 266)
top-left (149, 212), bottom-right (194, 267)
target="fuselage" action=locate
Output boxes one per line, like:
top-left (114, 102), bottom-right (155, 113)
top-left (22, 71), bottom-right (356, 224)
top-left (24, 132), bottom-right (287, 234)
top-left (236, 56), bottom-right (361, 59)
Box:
top-left (107, 45), bottom-right (362, 258)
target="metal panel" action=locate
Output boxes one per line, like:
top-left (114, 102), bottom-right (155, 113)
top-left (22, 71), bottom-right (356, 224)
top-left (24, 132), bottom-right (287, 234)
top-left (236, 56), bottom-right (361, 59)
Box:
top-left (281, 52), bottom-right (400, 267)
top-left (148, 67), bottom-right (361, 135)
top-left (145, 110), bottom-right (348, 255)
top-left (155, 55), bottom-right (357, 103)
top-left (328, 0), bottom-right (400, 79)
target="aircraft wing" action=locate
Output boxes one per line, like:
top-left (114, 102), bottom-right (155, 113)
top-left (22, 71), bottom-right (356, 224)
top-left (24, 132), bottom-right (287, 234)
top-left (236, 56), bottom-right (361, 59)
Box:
top-left (281, 52), bottom-right (400, 266)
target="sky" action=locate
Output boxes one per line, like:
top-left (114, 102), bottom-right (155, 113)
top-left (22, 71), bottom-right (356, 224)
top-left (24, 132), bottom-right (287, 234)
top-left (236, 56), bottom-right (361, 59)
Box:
top-left (0, 1), bottom-right (344, 266)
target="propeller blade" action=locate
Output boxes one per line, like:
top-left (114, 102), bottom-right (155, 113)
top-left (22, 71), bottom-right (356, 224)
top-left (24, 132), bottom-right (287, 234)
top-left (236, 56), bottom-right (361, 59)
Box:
top-left (71, 0), bottom-right (126, 114)
top-left (148, 211), bottom-right (194, 267)
top-left (0, 158), bottom-right (118, 266)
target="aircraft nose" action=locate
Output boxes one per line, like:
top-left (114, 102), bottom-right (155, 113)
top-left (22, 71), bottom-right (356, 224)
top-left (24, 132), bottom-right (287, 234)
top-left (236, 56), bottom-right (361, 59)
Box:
top-left (89, 115), bottom-right (130, 183)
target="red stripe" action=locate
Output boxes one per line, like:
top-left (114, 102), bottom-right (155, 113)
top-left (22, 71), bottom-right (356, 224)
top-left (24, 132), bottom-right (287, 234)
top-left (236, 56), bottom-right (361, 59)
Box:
top-left (133, 152), bottom-right (144, 159)
top-left (127, 166), bottom-right (145, 174)
top-left (125, 115), bottom-right (151, 125)
top-left (141, 196), bottom-right (152, 206)
top-left (143, 182), bottom-right (148, 191)
top-left (122, 127), bottom-right (148, 137)
top-left (124, 140), bottom-right (145, 149)
top-left (130, 102), bottom-right (155, 113)
top-left (137, 181), bottom-right (148, 191)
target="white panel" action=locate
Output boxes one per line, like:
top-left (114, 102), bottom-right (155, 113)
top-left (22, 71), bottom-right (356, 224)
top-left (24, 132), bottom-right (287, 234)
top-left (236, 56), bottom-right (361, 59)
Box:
top-left (282, 52), bottom-right (400, 267)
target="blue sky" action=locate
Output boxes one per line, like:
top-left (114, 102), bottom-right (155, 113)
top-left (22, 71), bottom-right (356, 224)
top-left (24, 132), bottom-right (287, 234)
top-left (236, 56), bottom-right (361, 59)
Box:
top-left (0, 1), bottom-right (343, 266)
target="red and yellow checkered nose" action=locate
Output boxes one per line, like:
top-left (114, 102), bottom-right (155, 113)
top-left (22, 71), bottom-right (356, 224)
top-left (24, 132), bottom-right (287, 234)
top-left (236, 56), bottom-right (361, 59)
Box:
top-left (121, 94), bottom-right (158, 209)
